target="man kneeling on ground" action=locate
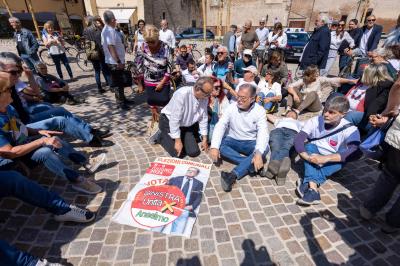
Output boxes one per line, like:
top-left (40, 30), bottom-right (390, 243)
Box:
top-left (210, 83), bottom-right (269, 192)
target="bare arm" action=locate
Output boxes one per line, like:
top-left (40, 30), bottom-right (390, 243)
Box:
top-left (0, 140), bottom-right (44, 159)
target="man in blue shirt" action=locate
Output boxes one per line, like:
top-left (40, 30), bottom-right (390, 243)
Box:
top-left (212, 46), bottom-right (233, 81)
top-left (233, 49), bottom-right (256, 79)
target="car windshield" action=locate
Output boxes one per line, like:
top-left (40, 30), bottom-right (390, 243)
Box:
top-left (287, 33), bottom-right (309, 42)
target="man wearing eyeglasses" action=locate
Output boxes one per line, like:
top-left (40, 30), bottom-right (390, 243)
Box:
top-left (152, 77), bottom-right (213, 158)
top-left (210, 83), bottom-right (269, 192)
top-left (212, 46), bottom-right (233, 81)
top-left (360, 15), bottom-right (382, 55)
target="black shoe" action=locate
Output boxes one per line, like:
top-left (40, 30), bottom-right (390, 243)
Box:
top-left (221, 171), bottom-right (236, 192)
top-left (98, 88), bottom-right (106, 94)
top-left (124, 98), bottom-right (135, 105)
top-left (119, 104), bottom-right (131, 110)
top-left (88, 135), bottom-right (103, 147)
top-left (91, 128), bottom-right (112, 139)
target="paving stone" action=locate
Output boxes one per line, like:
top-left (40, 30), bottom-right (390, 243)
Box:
top-left (85, 242), bottom-right (103, 256)
top-left (152, 238), bottom-right (166, 253)
top-left (201, 239), bottom-right (216, 254)
top-left (116, 245), bottom-right (134, 260)
top-left (168, 236), bottom-right (183, 249)
top-left (215, 230), bottom-right (231, 243)
top-left (150, 253), bottom-right (166, 266)
top-left (217, 243), bottom-right (235, 258)
top-left (132, 248), bottom-right (149, 264)
top-left (184, 239), bottom-right (199, 251)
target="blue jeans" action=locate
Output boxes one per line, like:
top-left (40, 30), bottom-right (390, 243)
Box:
top-left (220, 136), bottom-right (268, 179)
top-left (92, 60), bottom-right (111, 89)
top-left (257, 92), bottom-right (275, 111)
top-left (269, 127), bottom-right (297, 161)
top-left (339, 54), bottom-right (351, 72)
top-left (27, 103), bottom-right (75, 123)
top-left (20, 53), bottom-right (40, 72)
top-left (303, 144), bottom-right (343, 186)
top-left (50, 53), bottom-right (73, 79)
top-left (0, 170), bottom-right (70, 266)
top-left (29, 137), bottom-right (87, 182)
top-left (171, 209), bottom-right (190, 234)
top-left (28, 116), bottom-right (93, 143)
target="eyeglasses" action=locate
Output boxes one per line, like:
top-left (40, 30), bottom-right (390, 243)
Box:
top-left (339, 24), bottom-right (345, 26)
top-left (200, 87), bottom-right (211, 97)
top-left (237, 95), bottom-right (250, 101)
top-left (367, 19), bottom-right (376, 22)
top-left (1, 70), bottom-right (20, 76)
top-left (217, 52), bottom-right (225, 55)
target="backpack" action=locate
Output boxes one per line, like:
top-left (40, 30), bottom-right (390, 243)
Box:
top-left (85, 39), bottom-right (100, 61)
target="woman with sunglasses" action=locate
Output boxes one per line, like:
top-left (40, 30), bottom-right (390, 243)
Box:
top-left (321, 20), bottom-right (355, 76)
top-left (208, 78), bottom-right (230, 142)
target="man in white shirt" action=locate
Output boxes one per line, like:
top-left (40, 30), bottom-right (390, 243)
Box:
top-left (155, 77), bottom-right (213, 158)
top-left (255, 18), bottom-right (269, 73)
top-left (159, 20), bottom-right (176, 51)
top-left (101, 10), bottom-right (132, 110)
top-left (210, 83), bottom-right (269, 192)
top-left (181, 59), bottom-right (200, 85)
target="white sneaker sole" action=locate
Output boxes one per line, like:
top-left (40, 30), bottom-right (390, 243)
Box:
top-left (54, 214), bottom-right (95, 223)
top-left (297, 198), bottom-right (320, 206)
top-left (88, 153), bottom-right (106, 174)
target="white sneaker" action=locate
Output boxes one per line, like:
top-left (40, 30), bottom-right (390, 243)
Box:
top-left (35, 259), bottom-right (64, 266)
top-left (71, 177), bottom-right (102, 194)
top-left (84, 153), bottom-right (106, 174)
top-left (54, 205), bottom-right (95, 223)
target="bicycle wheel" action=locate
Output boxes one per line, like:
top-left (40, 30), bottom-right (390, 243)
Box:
top-left (66, 47), bottom-right (79, 62)
top-left (191, 49), bottom-right (202, 63)
top-left (76, 52), bottom-right (93, 72)
top-left (39, 49), bottom-right (55, 66)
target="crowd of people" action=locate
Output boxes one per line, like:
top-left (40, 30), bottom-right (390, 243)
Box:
top-left (1, 10), bottom-right (400, 265)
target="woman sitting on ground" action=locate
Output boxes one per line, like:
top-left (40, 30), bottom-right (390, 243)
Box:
top-left (261, 50), bottom-right (289, 92)
top-left (285, 65), bottom-right (356, 116)
top-left (345, 63), bottom-right (394, 137)
top-left (208, 77), bottom-right (230, 142)
top-left (34, 62), bottom-right (83, 105)
top-left (294, 95), bottom-right (361, 206)
top-left (256, 70), bottom-right (282, 113)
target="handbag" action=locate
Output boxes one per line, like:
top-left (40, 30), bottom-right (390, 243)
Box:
top-left (359, 116), bottom-right (397, 160)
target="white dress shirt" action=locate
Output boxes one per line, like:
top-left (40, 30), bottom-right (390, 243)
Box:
top-left (360, 28), bottom-right (373, 55)
top-left (268, 32), bottom-right (287, 49)
top-left (211, 102), bottom-right (269, 154)
top-left (161, 86), bottom-right (208, 139)
top-left (101, 25), bottom-right (125, 64)
top-left (181, 176), bottom-right (193, 204)
top-left (159, 29), bottom-right (176, 48)
top-left (256, 27), bottom-right (269, 50)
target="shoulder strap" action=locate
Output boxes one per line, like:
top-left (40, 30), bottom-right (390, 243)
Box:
top-left (308, 123), bottom-right (354, 142)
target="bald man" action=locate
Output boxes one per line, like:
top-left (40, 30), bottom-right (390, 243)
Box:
top-left (240, 20), bottom-right (259, 56)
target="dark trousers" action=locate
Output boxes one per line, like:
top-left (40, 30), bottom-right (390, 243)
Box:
top-left (21, 53), bottom-right (40, 72)
top-left (92, 59), bottom-right (111, 90)
top-left (364, 143), bottom-right (400, 228)
top-left (158, 114), bottom-right (201, 158)
top-left (108, 64), bottom-right (127, 105)
top-left (269, 127), bottom-right (297, 161)
top-left (339, 54), bottom-right (352, 72)
top-left (50, 53), bottom-right (73, 79)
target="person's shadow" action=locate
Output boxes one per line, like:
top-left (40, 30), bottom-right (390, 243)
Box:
top-left (176, 256), bottom-right (201, 266)
top-left (241, 239), bottom-right (275, 266)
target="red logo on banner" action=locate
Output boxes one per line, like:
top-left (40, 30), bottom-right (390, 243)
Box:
top-left (131, 185), bottom-right (186, 228)
top-left (146, 163), bottom-right (175, 176)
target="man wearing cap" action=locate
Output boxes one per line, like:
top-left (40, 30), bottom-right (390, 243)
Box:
top-left (210, 83), bottom-right (269, 192)
top-left (255, 18), bottom-right (269, 73)
top-left (240, 20), bottom-right (260, 59)
top-left (233, 49), bottom-right (256, 79)
top-left (227, 65), bottom-right (258, 102)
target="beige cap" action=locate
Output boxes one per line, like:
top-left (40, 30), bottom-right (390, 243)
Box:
top-left (242, 65), bottom-right (258, 75)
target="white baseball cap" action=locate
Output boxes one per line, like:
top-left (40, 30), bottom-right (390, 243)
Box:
top-left (242, 65), bottom-right (258, 75)
top-left (243, 49), bottom-right (253, 56)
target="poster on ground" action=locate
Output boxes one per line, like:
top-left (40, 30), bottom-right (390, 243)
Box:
top-left (112, 157), bottom-right (211, 237)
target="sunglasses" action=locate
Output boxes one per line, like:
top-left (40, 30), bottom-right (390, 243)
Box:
top-left (217, 52), bottom-right (225, 55)
top-left (368, 19), bottom-right (376, 22)
top-left (339, 24), bottom-right (345, 26)
top-left (1, 70), bottom-right (20, 76)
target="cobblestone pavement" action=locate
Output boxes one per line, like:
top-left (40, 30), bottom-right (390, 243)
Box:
top-left (1, 41), bottom-right (399, 266)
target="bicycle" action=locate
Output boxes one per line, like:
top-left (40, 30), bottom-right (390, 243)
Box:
top-left (187, 43), bottom-right (202, 63)
top-left (39, 44), bottom-right (79, 66)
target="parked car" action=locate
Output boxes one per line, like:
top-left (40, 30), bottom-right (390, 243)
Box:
top-left (176, 27), bottom-right (215, 40)
top-left (283, 30), bottom-right (310, 62)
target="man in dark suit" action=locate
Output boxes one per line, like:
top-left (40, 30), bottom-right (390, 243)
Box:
top-left (299, 15), bottom-right (331, 71)
top-left (168, 167), bottom-right (204, 234)
top-left (348, 15), bottom-right (383, 57)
